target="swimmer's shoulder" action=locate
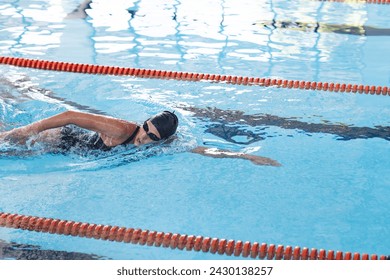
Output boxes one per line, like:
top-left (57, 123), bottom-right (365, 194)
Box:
top-left (121, 121), bottom-right (139, 133)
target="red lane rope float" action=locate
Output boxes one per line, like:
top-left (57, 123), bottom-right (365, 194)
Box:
top-left (0, 212), bottom-right (388, 260)
top-left (317, 0), bottom-right (390, 4)
top-left (0, 56), bottom-right (388, 96)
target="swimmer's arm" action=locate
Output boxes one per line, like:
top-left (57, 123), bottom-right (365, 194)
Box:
top-left (0, 111), bottom-right (132, 145)
top-left (33, 110), bottom-right (133, 139)
top-left (191, 146), bottom-right (281, 167)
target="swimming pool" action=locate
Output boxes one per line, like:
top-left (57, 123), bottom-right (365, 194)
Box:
top-left (0, 0), bottom-right (389, 260)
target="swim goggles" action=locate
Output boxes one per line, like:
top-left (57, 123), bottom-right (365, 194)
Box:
top-left (143, 121), bottom-right (161, 141)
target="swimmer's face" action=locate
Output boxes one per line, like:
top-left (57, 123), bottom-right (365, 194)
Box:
top-left (134, 120), bottom-right (162, 146)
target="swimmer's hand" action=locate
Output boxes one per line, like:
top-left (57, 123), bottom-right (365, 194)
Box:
top-left (0, 124), bottom-right (39, 145)
top-left (191, 146), bottom-right (281, 167)
top-left (244, 154), bottom-right (281, 167)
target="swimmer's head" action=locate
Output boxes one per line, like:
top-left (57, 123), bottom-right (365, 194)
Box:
top-left (150, 111), bottom-right (178, 139)
top-left (134, 111), bottom-right (179, 146)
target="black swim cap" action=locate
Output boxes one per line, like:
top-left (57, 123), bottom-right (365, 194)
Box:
top-left (149, 111), bottom-right (179, 139)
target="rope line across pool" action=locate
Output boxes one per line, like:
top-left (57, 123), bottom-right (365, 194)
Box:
top-left (317, 0), bottom-right (390, 4)
top-left (0, 56), bottom-right (389, 96)
top-left (0, 212), bottom-right (388, 260)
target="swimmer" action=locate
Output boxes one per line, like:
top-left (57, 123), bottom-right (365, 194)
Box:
top-left (0, 110), bottom-right (280, 166)
top-left (0, 110), bottom-right (178, 149)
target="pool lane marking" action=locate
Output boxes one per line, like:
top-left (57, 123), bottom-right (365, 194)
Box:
top-left (0, 56), bottom-right (389, 96)
top-left (0, 212), bottom-right (388, 260)
top-left (314, 0), bottom-right (390, 4)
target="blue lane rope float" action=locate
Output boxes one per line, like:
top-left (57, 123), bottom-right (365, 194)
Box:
top-left (0, 56), bottom-right (389, 96)
top-left (0, 212), bottom-right (388, 260)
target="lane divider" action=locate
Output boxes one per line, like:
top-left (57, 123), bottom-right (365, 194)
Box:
top-left (0, 212), bottom-right (388, 260)
top-left (317, 0), bottom-right (390, 4)
top-left (0, 56), bottom-right (388, 96)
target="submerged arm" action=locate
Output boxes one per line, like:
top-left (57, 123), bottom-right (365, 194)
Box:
top-left (191, 146), bottom-right (281, 167)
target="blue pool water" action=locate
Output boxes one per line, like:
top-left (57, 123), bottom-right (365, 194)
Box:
top-left (0, 0), bottom-right (389, 259)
